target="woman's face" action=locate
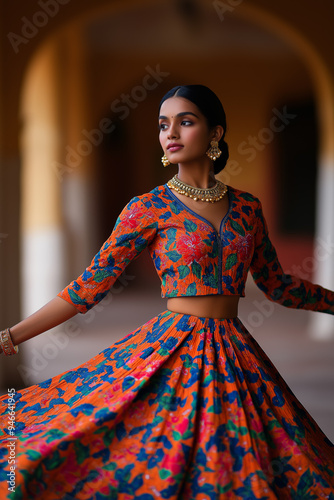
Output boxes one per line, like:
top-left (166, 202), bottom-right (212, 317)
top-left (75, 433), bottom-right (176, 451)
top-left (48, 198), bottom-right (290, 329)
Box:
top-left (159, 97), bottom-right (216, 165)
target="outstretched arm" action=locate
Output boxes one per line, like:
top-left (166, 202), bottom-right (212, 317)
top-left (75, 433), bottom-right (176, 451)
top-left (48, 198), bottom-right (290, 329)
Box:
top-left (2, 193), bottom-right (158, 352)
top-left (250, 198), bottom-right (334, 314)
top-left (7, 297), bottom-right (78, 347)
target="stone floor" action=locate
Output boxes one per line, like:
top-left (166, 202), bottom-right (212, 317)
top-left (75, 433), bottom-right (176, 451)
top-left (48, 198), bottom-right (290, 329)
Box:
top-left (3, 282), bottom-right (334, 442)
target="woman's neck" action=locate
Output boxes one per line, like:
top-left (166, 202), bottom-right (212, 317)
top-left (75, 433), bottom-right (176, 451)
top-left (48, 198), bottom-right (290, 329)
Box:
top-left (176, 161), bottom-right (216, 189)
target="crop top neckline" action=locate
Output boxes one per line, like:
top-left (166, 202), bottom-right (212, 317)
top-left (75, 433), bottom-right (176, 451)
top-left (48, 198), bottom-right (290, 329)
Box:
top-left (164, 183), bottom-right (233, 236)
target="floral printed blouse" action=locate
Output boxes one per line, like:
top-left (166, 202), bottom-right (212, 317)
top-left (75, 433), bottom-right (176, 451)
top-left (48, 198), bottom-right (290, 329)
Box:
top-left (58, 184), bottom-right (334, 315)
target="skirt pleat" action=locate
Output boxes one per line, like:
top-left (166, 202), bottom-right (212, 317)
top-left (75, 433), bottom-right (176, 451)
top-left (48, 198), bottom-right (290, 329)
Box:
top-left (0, 310), bottom-right (333, 499)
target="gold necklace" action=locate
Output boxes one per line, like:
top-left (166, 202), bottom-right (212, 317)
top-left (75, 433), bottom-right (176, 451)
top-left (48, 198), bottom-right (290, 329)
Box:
top-left (167, 174), bottom-right (227, 202)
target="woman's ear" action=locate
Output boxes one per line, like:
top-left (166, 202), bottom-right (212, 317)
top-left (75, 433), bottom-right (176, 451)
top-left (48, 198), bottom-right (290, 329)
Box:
top-left (211, 125), bottom-right (224, 142)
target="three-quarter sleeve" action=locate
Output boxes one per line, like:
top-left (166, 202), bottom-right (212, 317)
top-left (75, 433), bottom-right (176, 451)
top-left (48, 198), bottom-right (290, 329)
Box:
top-left (250, 198), bottom-right (334, 314)
top-left (57, 196), bottom-right (158, 313)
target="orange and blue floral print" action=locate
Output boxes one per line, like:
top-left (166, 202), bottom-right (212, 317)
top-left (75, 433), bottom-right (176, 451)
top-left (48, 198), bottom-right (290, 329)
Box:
top-left (57, 184), bottom-right (334, 314)
top-left (0, 311), bottom-right (334, 499)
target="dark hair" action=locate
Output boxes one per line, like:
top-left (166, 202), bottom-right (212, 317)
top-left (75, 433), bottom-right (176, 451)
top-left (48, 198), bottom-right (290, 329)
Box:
top-left (159, 85), bottom-right (229, 174)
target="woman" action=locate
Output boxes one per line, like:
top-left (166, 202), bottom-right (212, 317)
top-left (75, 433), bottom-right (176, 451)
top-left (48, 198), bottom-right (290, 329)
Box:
top-left (0, 84), bottom-right (333, 499)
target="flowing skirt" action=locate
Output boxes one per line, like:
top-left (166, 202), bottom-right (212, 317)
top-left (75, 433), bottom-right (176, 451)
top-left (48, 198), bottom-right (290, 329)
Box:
top-left (0, 310), bottom-right (333, 499)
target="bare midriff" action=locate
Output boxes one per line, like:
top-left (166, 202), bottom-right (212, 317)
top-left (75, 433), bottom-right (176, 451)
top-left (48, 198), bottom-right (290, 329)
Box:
top-left (167, 295), bottom-right (240, 319)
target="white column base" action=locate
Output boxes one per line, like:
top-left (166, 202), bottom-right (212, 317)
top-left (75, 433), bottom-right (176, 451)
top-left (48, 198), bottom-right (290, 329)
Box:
top-left (308, 314), bottom-right (334, 340)
top-left (19, 227), bottom-right (67, 385)
top-left (21, 227), bottom-right (66, 317)
top-left (307, 160), bottom-right (334, 339)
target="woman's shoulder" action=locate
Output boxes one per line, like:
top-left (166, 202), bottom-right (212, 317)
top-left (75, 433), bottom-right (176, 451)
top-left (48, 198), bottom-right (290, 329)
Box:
top-left (123, 184), bottom-right (170, 213)
top-left (227, 184), bottom-right (261, 206)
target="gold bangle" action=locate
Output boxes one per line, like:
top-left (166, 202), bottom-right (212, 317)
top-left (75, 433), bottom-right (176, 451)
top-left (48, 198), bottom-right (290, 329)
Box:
top-left (0, 328), bottom-right (19, 356)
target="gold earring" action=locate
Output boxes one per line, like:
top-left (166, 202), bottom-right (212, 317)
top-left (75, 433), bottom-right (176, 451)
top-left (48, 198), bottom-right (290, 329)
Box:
top-left (161, 154), bottom-right (170, 167)
top-left (206, 140), bottom-right (222, 161)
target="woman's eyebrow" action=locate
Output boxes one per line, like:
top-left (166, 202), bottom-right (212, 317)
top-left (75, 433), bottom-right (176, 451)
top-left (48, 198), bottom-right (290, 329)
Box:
top-left (158, 112), bottom-right (199, 120)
